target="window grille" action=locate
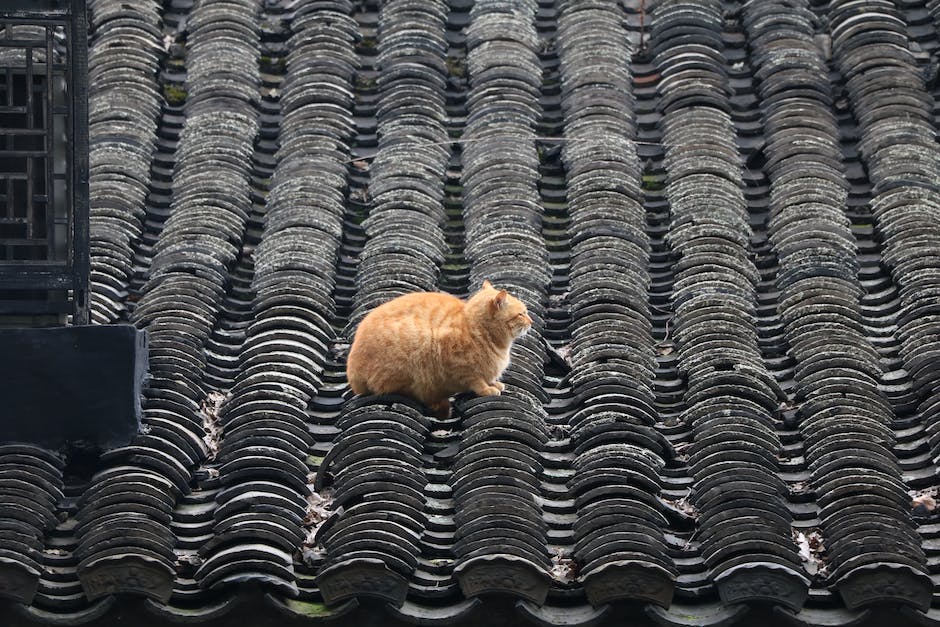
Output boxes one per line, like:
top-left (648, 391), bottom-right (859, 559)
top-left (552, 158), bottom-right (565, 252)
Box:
top-left (0, 0), bottom-right (88, 326)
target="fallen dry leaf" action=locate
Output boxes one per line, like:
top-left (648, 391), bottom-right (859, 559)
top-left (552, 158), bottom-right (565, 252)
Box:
top-left (789, 480), bottom-right (810, 495)
top-left (664, 495), bottom-right (699, 519)
top-left (792, 529), bottom-right (827, 577)
top-left (304, 487), bottom-right (335, 529)
top-left (550, 548), bottom-right (579, 583)
top-left (911, 488), bottom-right (938, 517)
top-left (175, 552), bottom-right (203, 567)
top-left (200, 390), bottom-right (225, 461)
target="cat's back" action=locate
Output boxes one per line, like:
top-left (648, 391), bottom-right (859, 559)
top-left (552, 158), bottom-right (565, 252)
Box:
top-left (354, 290), bottom-right (465, 342)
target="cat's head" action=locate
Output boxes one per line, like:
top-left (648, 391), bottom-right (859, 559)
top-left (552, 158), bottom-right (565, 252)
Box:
top-left (481, 280), bottom-right (532, 339)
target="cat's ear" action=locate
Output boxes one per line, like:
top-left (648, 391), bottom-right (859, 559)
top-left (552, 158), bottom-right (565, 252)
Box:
top-left (492, 290), bottom-right (508, 311)
top-left (482, 280), bottom-right (493, 290)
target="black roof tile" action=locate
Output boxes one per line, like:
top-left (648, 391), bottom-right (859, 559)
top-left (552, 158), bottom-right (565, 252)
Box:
top-left (3, 0), bottom-right (940, 625)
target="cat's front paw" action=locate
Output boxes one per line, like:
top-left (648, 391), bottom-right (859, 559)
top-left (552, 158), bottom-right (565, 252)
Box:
top-left (481, 385), bottom-right (501, 396)
top-left (471, 379), bottom-right (502, 397)
top-left (491, 381), bottom-right (505, 392)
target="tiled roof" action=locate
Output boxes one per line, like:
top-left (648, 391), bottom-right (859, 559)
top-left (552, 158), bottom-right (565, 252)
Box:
top-left (3, 0), bottom-right (940, 624)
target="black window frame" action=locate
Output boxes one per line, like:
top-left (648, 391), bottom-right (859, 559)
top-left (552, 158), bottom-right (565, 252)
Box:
top-left (0, 0), bottom-right (88, 325)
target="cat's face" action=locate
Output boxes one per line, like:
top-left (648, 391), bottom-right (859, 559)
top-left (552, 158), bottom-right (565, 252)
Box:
top-left (483, 281), bottom-right (532, 338)
top-left (505, 299), bottom-right (532, 338)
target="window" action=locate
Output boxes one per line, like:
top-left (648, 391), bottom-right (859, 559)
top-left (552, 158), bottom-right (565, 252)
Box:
top-left (0, 0), bottom-right (87, 326)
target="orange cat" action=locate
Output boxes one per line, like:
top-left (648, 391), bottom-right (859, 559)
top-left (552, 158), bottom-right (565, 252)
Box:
top-left (346, 281), bottom-right (532, 418)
